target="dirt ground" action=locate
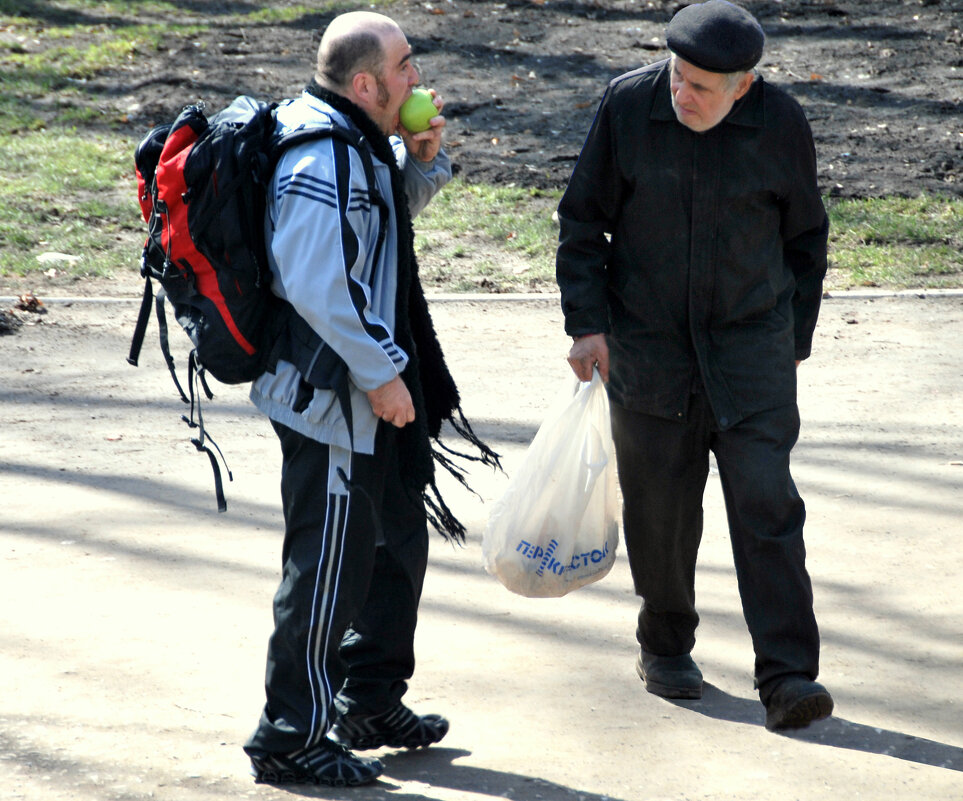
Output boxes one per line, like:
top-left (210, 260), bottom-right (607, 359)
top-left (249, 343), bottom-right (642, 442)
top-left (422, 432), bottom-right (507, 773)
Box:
top-left (3, 0), bottom-right (961, 302)
top-left (1, 293), bottom-right (961, 800)
top-left (14, 0), bottom-right (963, 200)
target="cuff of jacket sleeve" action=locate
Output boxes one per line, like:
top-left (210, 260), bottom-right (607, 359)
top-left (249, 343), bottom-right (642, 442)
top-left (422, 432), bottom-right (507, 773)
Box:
top-left (563, 310), bottom-right (609, 338)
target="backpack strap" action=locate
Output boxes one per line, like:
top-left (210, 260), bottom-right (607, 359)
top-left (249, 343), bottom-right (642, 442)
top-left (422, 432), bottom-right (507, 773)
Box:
top-left (183, 350), bottom-right (231, 513)
top-left (268, 124), bottom-right (390, 452)
top-left (270, 125), bottom-right (389, 268)
top-left (126, 273), bottom-right (154, 368)
top-left (154, 286), bottom-right (192, 404)
top-left (270, 125), bottom-right (392, 529)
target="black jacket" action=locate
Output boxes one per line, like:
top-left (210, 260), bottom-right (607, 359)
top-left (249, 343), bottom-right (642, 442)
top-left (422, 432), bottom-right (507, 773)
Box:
top-left (556, 60), bottom-right (828, 429)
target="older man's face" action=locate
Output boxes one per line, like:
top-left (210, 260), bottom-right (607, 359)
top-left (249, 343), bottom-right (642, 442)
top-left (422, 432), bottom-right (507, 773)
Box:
top-left (669, 55), bottom-right (753, 133)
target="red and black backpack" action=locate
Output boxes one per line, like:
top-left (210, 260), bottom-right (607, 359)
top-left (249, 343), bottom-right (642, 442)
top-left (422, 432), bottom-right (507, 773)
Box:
top-left (128, 95), bottom-right (384, 510)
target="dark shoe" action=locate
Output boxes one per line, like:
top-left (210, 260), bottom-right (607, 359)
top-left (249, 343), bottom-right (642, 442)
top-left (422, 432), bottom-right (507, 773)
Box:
top-left (329, 702), bottom-right (449, 750)
top-left (636, 650), bottom-right (703, 699)
top-left (248, 740), bottom-right (383, 786)
top-left (764, 676), bottom-right (834, 731)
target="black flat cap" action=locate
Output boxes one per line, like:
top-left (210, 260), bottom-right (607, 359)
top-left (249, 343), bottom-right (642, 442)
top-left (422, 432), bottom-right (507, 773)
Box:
top-left (666, 0), bottom-right (765, 73)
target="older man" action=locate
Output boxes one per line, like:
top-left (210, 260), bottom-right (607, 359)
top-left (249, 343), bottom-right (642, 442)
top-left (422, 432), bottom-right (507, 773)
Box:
top-left (556, 0), bottom-right (833, 731)
top-left (243, 11), bottom-right (497, 786)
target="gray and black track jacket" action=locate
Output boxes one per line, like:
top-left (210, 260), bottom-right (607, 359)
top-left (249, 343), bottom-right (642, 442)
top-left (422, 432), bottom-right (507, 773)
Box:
top-left (250, 91), bottom-right (452, 454)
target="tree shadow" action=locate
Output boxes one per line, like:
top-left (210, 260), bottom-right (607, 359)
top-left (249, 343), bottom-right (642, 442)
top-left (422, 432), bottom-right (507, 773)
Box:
top-left (786, 79), bottom-right (961, 117)
top-left (667, 684), bottom-right (962, 772)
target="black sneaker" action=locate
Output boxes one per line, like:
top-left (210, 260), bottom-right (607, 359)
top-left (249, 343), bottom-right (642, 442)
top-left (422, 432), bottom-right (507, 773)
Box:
top-left (329, 703), bottom-right (449, 750)
top-left (636, 650), bottom-right (704, 699)
top-left (248, 739), bottom-right (383, 786)
top-left (764, 676), bottom-right (834, 731)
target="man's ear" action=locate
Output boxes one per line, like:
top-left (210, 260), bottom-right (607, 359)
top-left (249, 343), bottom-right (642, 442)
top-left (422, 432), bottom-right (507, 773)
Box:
top-left (350, 71), bottom-right (375, 104)
top-left (733, 72), bottom-right (755, 101)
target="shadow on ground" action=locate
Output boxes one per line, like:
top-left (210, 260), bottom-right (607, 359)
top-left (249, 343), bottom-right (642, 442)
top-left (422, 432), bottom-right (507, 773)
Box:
top-left (669, 685), bottom-right (962, 772)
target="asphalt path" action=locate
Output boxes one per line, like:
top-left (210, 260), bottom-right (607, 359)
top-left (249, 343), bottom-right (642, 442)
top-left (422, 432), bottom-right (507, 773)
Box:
top-left (1, 293), bottom-right (961, 801)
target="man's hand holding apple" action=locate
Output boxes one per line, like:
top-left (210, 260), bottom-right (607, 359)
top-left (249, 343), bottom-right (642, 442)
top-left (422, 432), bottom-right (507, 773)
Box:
top-left (399, 88), bottom-right (445, 162)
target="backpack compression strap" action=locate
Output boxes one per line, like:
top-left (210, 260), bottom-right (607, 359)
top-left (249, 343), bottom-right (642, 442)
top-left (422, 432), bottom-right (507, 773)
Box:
top-left (269, 124), bottom-right (390, 449)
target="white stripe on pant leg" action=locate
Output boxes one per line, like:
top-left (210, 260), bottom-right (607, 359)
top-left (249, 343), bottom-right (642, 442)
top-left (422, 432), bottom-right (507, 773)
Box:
top-left (302, 496), bottom-right (339, 747)
top-left (304, 447), bottom-right (353, 749)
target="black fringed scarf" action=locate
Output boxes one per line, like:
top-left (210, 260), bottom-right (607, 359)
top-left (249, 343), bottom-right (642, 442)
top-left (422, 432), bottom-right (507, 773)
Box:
top-left (305, 81), bottom-right (501, 541)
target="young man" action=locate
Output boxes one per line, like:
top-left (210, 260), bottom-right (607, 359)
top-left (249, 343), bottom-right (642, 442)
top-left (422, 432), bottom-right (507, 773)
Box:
top-left (556, 0), bottom-right (834, 732)
top-left (244, 11), bottom-right (496, 785)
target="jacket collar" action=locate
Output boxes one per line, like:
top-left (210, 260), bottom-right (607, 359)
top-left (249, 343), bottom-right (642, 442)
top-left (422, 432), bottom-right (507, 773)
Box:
top-left (303, 79), bottom-right (397, 165)
top-left (650, 62), bottom-right (765, 129)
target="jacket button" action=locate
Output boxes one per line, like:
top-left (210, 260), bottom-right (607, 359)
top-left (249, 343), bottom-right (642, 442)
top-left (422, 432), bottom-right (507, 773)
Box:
top-left (719, 416), bottom-right (729, 427)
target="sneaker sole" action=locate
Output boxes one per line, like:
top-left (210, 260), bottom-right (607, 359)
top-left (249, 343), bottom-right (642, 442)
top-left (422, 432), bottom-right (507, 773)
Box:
top-left (252, 766), bottom-right (381, 787)
top-left (335, 725), bottom-right (449, 751)
top-left (331, 712), bottom-right (450, 751)
top-left (766, 692), bottom-right (834, 731)
top-left (341, 734), bottom-right (433, 750)
top-left (249, 755), bottom-right (383, 787)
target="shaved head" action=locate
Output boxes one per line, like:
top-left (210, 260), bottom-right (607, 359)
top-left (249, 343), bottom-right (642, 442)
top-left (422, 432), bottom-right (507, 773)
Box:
top-left (315, 12), bottom-right (401, 93)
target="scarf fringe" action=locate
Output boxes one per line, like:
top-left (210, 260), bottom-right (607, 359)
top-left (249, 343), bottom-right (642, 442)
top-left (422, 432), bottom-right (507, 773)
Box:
top-left (431, 446), bottom-right (469, 484)
top-left (426, 406), bottom-right (503, 539)
top-left (423, 481), bottom-right (467, 544)
top-left (445, 407), bottom-right (503, 471)
top-left (303, 82), bottom-right (501, 540)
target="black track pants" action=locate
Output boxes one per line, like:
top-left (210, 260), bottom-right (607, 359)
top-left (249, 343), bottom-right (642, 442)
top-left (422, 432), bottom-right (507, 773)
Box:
top-left (244, 421), bottom-right (428, 755)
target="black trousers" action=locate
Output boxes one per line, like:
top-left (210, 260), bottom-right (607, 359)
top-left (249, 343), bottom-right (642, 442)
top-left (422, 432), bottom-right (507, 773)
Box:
top-left (610, 391), bottom-right (820, 697)
top-left (244, 421), bottom-right (429, 755)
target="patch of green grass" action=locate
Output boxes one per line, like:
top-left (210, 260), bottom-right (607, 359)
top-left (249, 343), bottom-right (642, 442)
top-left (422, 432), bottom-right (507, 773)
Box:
top-left (244, 0), bottom-right (393, 23)
top-left (0, 0), bottom-right (379, 134)
top-left (2, 2), bottom-right (961, 294)
top-left (1, 0), bottom-right (176, 13)
top-left (0, 129), bottom-right (142, 278)
top-left (417, 185), bottom-right (963, 294)
top-left (416, 179), bottom-right (563, 292)
top-left (0, 17), bottom-right (201, 132)
top-left (826, 194), bottom-right (963, 290)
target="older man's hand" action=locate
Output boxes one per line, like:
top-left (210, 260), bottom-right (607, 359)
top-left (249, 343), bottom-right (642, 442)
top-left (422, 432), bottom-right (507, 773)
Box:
top-left (567, 333), bottom-right (609, 383)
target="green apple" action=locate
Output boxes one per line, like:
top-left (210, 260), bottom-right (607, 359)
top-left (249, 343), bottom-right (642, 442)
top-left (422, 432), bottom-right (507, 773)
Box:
top-left (399, 87), bottom-right (437, 133)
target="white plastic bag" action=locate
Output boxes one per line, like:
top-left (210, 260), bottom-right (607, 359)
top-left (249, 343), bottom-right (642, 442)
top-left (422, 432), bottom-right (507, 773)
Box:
top-left (483, 369), bottom-right (619, 598)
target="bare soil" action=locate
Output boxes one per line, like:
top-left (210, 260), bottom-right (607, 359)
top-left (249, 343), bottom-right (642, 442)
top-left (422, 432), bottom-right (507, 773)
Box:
top-left (17, 0), bottom-right (963, 200)
top-left (3, 0), bottom-right (962, 303)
